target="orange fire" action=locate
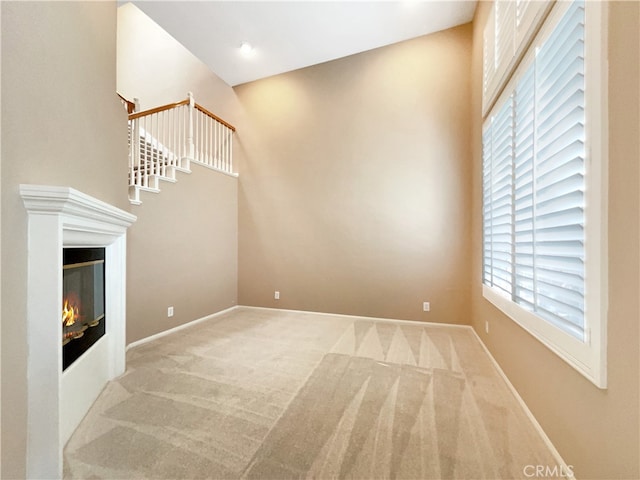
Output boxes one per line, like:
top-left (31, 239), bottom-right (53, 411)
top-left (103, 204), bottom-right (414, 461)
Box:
top-left (62, 298), bottom-right (80, 327)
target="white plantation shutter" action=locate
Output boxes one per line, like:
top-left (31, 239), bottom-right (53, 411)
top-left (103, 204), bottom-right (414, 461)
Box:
top-left (490, 98), bottom-right (514, 296)
top-left (483, 0), bottom-right (553, 117)
top-left (483, 96), bottom-right (515, 297)
top-left (532, 0), bottom-right (586, 339)
top-left (513, 66), bottom-right (536, 311)
top-left (482, 0), bottom-right (587, 341)
top-left (483, 8), bottom-right (496, 114)
top-left (495, 1), bottom-right (516, 89)
top-left (482, 125), bottom-right (494, 286)
top-left (516, 0), bottom-right (552, 49)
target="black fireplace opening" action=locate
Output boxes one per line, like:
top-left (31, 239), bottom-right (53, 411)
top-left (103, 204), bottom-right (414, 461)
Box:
top-left (62, 247), bottom-right (106, 371)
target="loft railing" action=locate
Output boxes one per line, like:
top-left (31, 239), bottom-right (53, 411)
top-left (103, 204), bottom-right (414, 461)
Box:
top-left (194, 102), bottom-right (235, 172)
top-left (125, 92), bottom-right (236, 204)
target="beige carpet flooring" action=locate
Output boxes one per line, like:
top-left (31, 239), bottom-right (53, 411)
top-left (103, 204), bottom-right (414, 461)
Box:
top-left (64, 307), bottom-right (561, 479)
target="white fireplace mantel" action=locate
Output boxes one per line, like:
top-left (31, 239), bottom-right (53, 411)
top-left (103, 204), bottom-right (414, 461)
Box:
top-left (20, 184), bottom-right (136, 479)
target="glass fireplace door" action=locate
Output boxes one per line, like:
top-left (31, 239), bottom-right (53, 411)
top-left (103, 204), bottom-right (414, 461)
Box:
top-left (62, 248), bottom-right (106, 370)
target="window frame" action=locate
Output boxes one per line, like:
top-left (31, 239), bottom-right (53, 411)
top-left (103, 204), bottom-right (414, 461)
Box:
top-left (481, 0), bottom-right (609, 389)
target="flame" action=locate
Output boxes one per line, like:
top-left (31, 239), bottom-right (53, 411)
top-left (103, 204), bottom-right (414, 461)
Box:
top-left (62, 298), bottom-right (79, 327)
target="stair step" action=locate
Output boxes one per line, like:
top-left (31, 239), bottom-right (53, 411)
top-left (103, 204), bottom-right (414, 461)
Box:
top-left (128, 184), bottom-right (159, 205)
top-left (128, 172), bottom-right (175, 183)
top-left (132, 185), bottom-right (160, 194)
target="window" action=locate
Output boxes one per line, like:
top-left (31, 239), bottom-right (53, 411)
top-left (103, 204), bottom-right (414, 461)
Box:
top-left (482, 0), bottom-right (608, 388)
top-left (482, 0), bottom-right (552, 114)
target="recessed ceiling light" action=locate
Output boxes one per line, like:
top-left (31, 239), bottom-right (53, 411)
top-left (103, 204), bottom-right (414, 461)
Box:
top-left (239, 42), bottom-right (255, 58)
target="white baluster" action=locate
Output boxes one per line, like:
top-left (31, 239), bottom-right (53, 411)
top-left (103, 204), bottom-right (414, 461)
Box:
top-left (209, 116), bottom-right (214, 167)
top-left (168, 108), bottom-right (172, 169)
top-left (214, 122), bottom-right (222, 168)
top-left (227, 128), bottom-right (231, 172)
top-left (174, 106), bottom-right (178, 168)
top-left (219, 122), bottom-right (223, 170)
top-left (150, 113), bottom-right (156, 177)
top-left (220, 124), bottom-right (224, 171)
top-left (133, 118), bottom-right (140, 187)
top-left (229, 130), bottom-right (233, 173)
top-left (141, 116), bottom-right (147, 187)
top-left (172, 106), bottom-right (177, 168)
top-left (155, 112), bottom-right (160, 176)
top-left (187, 92), bottom-right (195, 160)
top-left (178, 105), bottom-right (183, 165)
top-left (205, 113), bottom-right (210, 165)
top-left (221, 126), bottom-right (225, 172)
top-left (159, 110), bottom-right (164, 176)
top-left (152, 113), bottom-right (157, 178)
top-left (195, 110), bottom-right (200, 162)
top-left (163, 110), bottom-right (168, 174)
top-left (213, 120), bottom-right (217, 169)
top-left (200, 112), bottom-right (204, 163)
top-left (182, 105), bottom-right (186, 163)
top-left (200, 111), bottom-right (204, 163)
top-left (148, 115), bottom-right (153, 184)
top-left (222, 123), bottom-right (226, 171)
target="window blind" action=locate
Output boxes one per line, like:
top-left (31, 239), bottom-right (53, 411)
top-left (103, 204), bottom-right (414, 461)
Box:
top-left (482, 0), bottom-right (586, 342)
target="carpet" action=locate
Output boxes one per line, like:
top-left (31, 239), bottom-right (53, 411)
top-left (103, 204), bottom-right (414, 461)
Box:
top-left (63, 307), bottom-right (561, 479)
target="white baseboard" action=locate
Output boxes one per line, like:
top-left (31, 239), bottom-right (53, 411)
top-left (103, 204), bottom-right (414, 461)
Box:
top-left (126, 305), bottom-right (239, 350)
top-left (470, 328), bottom-right (575, 480)
top-left (237, 305), bottom-right (471, 329)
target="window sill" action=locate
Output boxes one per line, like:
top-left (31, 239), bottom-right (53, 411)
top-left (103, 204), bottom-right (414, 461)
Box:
top-left (482, 284), bottom-right (606, 389)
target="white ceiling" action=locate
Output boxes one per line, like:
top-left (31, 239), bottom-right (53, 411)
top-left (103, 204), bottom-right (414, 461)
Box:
top-left (132, 1), bottom-right (477, 87)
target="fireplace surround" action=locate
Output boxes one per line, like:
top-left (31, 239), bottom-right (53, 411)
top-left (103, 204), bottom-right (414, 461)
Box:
top-left (20, 185), bottom-right (136, 478)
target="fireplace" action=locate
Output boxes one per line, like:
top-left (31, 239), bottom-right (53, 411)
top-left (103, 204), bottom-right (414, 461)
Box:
top-left (62, 247), bottom-right (106, 370)
top-left (20, 184), bottom-right (136, 477)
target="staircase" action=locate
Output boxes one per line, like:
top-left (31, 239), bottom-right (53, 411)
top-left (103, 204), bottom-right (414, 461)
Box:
top-left (120, 92), bottom-right (236, 205)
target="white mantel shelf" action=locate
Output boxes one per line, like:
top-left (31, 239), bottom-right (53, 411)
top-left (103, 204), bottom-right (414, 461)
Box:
top-left (20, 185), bottom-right (136, 479)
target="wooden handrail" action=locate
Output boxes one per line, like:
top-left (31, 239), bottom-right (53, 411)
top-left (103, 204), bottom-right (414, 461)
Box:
top-left (117, 93), bottom-right (136, 114)
top-left (127, 96), bottom-right (236, 132)
top-left (195, 103), bottom-right (236, 132)
top-left (129, 99), bottom-right (190, 120)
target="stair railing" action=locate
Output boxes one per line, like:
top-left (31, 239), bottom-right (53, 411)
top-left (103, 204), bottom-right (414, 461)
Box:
top-left (192, 95), bottom-right (236, 173)
top-left (128, 99), bottom-right (190, 189)
top-left (126, 92), bottom-right (236, 201)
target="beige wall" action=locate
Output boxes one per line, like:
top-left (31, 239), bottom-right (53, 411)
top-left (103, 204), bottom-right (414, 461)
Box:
top-left (117, 3), bottom-right (239, 118)
top-left (0, 3), bottom-right (3, 467)
top-left (470, 2), bottom-right (640, 479)
top-left (235, 25), bottom-right (473, 324)
top-left (126, 171), bottom-right (238, 343)
top-left (0, 2), bottom-right (128, 477)
top-left (118, 3), bottom-right (240, 343)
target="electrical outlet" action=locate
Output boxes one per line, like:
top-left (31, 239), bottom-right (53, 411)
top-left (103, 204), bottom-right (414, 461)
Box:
top-left (485, 320), bottom-right (489, 334)
top-left (168, 306), bottom-right (174, 317)
top-left (423, 302), bottom-right (430, 312)
top-left (274, 291), bottom-right (280, 300)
